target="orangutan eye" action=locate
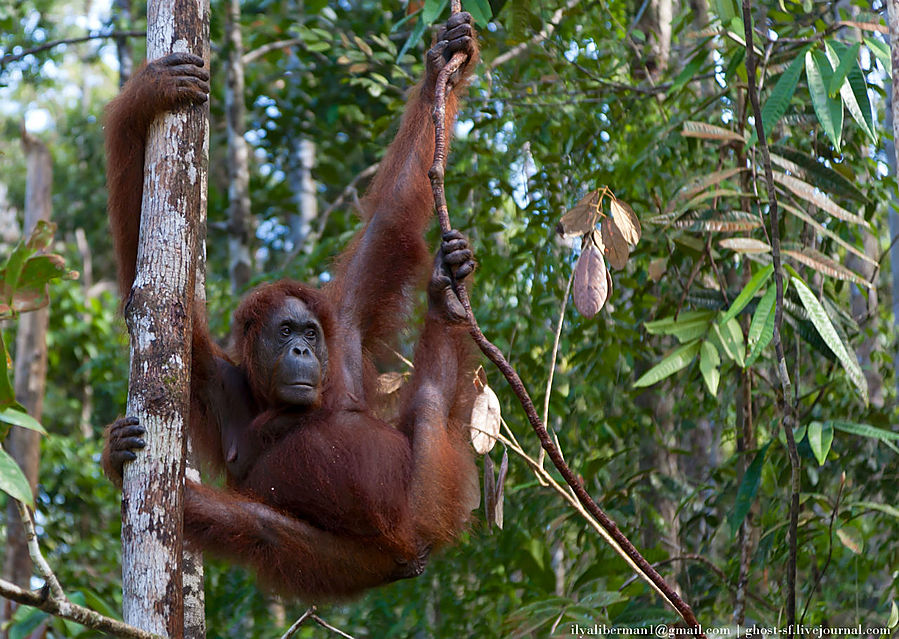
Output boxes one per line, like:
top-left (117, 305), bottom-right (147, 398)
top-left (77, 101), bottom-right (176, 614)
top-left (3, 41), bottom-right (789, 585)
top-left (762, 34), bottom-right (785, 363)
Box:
top-left (304, 328), bottom-right (317, 341)
top-left (279, 325), bottom-right (291, 337)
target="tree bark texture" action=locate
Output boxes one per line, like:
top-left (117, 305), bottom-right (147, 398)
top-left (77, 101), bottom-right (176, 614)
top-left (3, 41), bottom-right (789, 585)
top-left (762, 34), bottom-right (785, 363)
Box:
top-left (120, 0), bottom-right (208, 635)
top-left (888, 0), bottom-right (899, 396)
top-left (1, 129), bottom-right (52, 632)
top-left (289, 138), bottom-right (318, 253)
top-left (225, 0), bottom-right (253, 293)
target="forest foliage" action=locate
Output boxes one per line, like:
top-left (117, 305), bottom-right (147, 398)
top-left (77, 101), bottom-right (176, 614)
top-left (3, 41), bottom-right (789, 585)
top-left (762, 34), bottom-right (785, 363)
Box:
top-left (0, 0), bottom-right (898, 636)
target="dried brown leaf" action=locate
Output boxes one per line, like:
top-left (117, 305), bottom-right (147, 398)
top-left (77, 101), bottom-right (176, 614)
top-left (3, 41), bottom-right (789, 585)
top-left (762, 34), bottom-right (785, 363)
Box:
top-left (470, 385), bottom-right (501, 454)
top-left (483, 453), bottom-right (496, 530)
top-left (573, 239), bottom-right (610, 318)
top-left (494, 449), bottom-right (508, 530)
top-left (681, 121), bottom-right (745, 142)
top-left (665, 167), bottom-right (747, 214)
top-left (601, 221), bottom-right (629, 270)
top-left (780, 202), bottom-right (877, 267)
top-left (675, 210), bottom-right (763, 232)
top-left (377, 371), bottom-right (406, 395)
top-left (772, 172), bottom-right (870, 228)
top-left (610, 197), bottom-right (641, 245)
top-left (718, 237), bottom-right (772, 253)
top-left (783, 248), bottom-right (873, 289)
top-left (557, 189), bottom-right (602, 239)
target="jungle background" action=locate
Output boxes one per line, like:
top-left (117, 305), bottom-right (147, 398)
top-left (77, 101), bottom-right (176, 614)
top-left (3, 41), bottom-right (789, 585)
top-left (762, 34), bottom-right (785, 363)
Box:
top-left (1, 0), bottom-right (898, 636)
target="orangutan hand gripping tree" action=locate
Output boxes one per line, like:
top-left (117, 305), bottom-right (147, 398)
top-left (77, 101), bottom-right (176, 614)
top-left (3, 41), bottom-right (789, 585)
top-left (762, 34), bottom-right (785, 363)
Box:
top-left (102, 13), bottom-right (481, 600)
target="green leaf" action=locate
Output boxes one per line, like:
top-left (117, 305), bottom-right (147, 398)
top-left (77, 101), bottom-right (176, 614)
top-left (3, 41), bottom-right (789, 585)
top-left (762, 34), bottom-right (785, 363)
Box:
top-left (396, 13), bottom-right (429, 62)
top-left (827, 41), bottom-right (861, 97)
top-left (745, 286), bottom-right (776, 367)
top-left (633, 340), bottom-right (701, 388)
top-left (825, 40), bottom-right (876, 143)
top-left (423, 0), bottom-right (448, 23)
top-left (720, 264), bottom-right (774, 324)
top-left (770, 144), bottom-right (870, 204)
top-left (729, 441), bottom-right (770, 535)
top-left (865, 36), bottom-right (891, 76)
top-left (807, 421), bottom-right (833, 466)
top-left (790, 272), bottom-right (867, 404)
top-left (851, 501), bottom-right (899, 521)
top-left (714, 317), bottom-right (745, 368)
top-left (466, 0), bottom-right (492, 27)
top-left (0, 408), bottom-right (47, 435)
top-left (805, 49), bottom-right (843, 152)
top-left (0, 446), bottom-right (33, 505)
top-left (699, 341), bottom-right (720, 396)
top-left (671, 52), bottom-right (709, 94)
top-left (748, 48), bottom-right (807, 146)
top-left (644, 311), bottom-right (715, 343)
top-left (2, 241), bottom-right (33, 306)
top-left (828, 420), bottom-right (899, 454)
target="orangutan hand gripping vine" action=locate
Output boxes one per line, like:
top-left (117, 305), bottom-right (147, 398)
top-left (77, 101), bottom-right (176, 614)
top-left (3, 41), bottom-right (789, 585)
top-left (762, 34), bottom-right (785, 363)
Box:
top-left (102, 13), bottom-right (480, 600)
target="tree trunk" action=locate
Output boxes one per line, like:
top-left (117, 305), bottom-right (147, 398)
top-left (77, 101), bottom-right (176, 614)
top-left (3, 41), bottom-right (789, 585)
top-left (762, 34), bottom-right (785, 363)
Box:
top-left (1, 130), bottom-right (53, 636)
top-left (113, 0), bottom-right (134, 85)
top-left (120, 0), bottom-right (208, 635)
top-left (889, 1), bottom-right (899, 397)
top-left (289, 138), bottom-right (318, 253)
top-left (225, 0), bottom-right (253, 293)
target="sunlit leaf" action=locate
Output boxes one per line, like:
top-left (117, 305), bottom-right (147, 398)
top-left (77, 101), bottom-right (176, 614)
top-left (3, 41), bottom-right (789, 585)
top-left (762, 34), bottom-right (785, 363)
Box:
top-left (790, 271), bottom-right (867, 404)
top-left (745, 286), bottom-right (776, 367)
top-left (633, 340), bottom-right (701, 388)
top-left (720, 264), bottom-right (774, 324)
top-left (826, 41), bottom-right (861, 97)
top-left (644, 310), bottom-right (715, 342)
top-left (377, 371), bottom-right (407, 395)
top-left (470, 384), bottom-right (501, 454)
top-left (714, 317), bottom-right (745, 367)
top-left (865, 36), bottom-right (892, 76)
top-left (25, 220), bottom-right (56, 251)
top-left (770, 145), bottom-right (870, 204)
top-left (665, 167), bottom-right (746, 214)
top-left (805, 49), bottom-right (843, 152)
top-left (783, 247), bottom-right (872, 289)
top-left (610, 197), bottom-right (641, 245)
top-left (826, 40), bottom-right (877, 143)
top-left (807, 421), bottom-right (834, 466)
top-left (681, 121), bottom-right (745, 142)
top-left (718, 237), bottom-right (771, 253)
top-left (772, 172), bottom-right (868, 227)
top-left (466, 0), bottom-right (493, 27)
top-left (648, 257), bottom-right (668, 282)
top-left (889, 600), bottom-right (898, 629)
top-left (780, 202), bottom-right (876, 266)
top-left (699, 341), bottom-right (720, 396)
top-left (572, 236), bottom-right (609, 318)
top-left (836, 527), bottom-right (863, 554)
top-left (675, 210), bottom-right (763, 232)
top-left (0, 408), bottom-right (47, 435)
top-left (0, 447), bottom-right (33, 505)
top-left (494, 449), bottom-right (508, 529)
top-left (828, 420), bottom-right (899, 454)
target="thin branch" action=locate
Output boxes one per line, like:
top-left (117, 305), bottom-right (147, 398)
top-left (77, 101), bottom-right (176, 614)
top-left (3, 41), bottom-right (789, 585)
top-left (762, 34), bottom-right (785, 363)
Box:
top-left (281, 162), bottom-right (380, 269)
top-left (242, 38), bottom-right (303, 65)
top-left (280, 605), bottom-right (356, 639)
top-left (487, 0), bottom-right (581, 69)
top-left (1, 30), bottom-right (144, 66)
top-left (800, 473), bottom-right (845, 623)
top-left (536, 268), bottom-right (575, 482)
top-left (741, 2), bottom-right (800, 635)
top-left (0, 503), bottom-right (160, 639)
top-left (428, 3), bottom-right (703, 634)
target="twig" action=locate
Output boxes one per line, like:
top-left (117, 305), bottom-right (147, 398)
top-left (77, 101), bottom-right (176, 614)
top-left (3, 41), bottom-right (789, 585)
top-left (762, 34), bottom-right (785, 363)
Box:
top-left (487, 0), bottom-right (581, 69)
top-left (741, 2), bottom-right (800, 635)
top-left (800, 473), bottom-right (845, 623)
top-left (0, 503), bottom-right (160, 639)
top-left (428, 2), bottom-right (703, 635)
top-left (1, 30), bottom-right (144, 66)
top-left (536, 268), bottom-right (575, 482)
top-left (242, 38), bottom-right (303, 65)
top-left (281, 162), bottom-right (380, 269)
top-left (280, 605), bottom-right (356, 639)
